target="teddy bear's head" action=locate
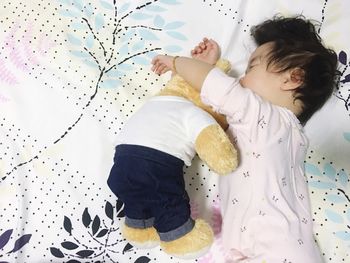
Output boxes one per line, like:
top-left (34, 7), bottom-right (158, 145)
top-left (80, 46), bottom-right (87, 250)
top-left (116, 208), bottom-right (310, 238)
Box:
top-left (157, 74), bottom-right (228, 130)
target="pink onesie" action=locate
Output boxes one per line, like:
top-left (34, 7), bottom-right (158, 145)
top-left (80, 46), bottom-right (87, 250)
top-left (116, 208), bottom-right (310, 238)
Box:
top-left (201, 68), bottom-right (324, 263)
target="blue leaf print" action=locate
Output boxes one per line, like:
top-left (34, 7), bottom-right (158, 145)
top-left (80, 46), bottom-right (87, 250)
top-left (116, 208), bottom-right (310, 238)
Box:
top-left (346, 209), bottom-right (350, 221)
top-left (0, 229), bottom-right (13, 250)
top-left (85, 35), bottom-right (94, 49)
top-left (154, 15), bottom-right (165, 28)
top-left (95, 14), bottom-right (105, 31)
top-left (145, 5), bottom-right (166, 12)
top-left (118, 63), bottom-right (134, 71)
top-left (139, 28), bottom-right (159, 40)
top-left (121, 29), bottom-right (136, 42)
top-left (50, 247), bottom-right (65, 258)
top-left (164, 21), bottom-right (185, 30)
top-left (344, 132), bottom-right (350, 142)
top-left (100, 0), bottom-right (113, 10)
top-left (308, 181), bottom-right (336, 189)
top-left (335, 231), bottom-right (350, 241)
top-left (135, 256), bottom-right (152, 263)
top-left (106, 69), bottom-right (125, 78)
top-left (326, 194), bottom-right (347, 203)
top-left (164, 45), bottom-right (182, 53)
top-left (145, 51), bottom-right (159, 59)
top-left (159, 0), bottom-right (181, 5)
top-left (166, 31), bottom-right (187, 41)
top-left (324, 163), bottom-right (336, 181)
top-left (119, 44), bottom-right (129, 56)
top-left (341, 74), bottom-right (350, 83)
top-left (339, 51), bottom-right (347, 65)
top-left (100, 79), bottom-right (122, 89)
top-left (84, 59), bottom-right (98, 68)
top-left (132, 56), bottom-right (150, 65)
top-left (325, 209), bottom-right (344, 223)
top-left (76, 249), bottom-right (94, 258)
top-left (338, 169), bottom-right (348, 187)
top-left (119, 3), bottom-right (131, 14)
top-left (72, 0), bottom-right (83, 10)
top-left (92, 216), bottom-right (101, 236)
top-left (61, 241), bottom-right (79, 250)
top-left (132, 40), bottom-right (145, 52)
top-left (58, 9), bottom-right (80, 18)
top-left (84, 4), bottom-right (94, 17)
top-left (82, 208), bottom-right (92, 228)
top-left (71, 50), bottom-right (90, 58)
top-left (305, 163), bottom-right (322, 176)
top-left (67, 34), bottom-right (82, 46)
top-left (8, 234), bottom-right (32, 253)
top-left (64, 216), bottom-right (72, 235)
top-left (57, 0), bottom-right (71, 5)
top-left (130, 13), bottom-right (152, 20)
top-left (71, 22), bottom-right (87, 30)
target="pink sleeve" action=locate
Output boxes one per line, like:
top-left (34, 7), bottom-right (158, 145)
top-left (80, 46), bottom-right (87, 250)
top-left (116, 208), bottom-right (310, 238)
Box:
top-left (200, 67), bottom-right (254, 118)
top-left (201, 68), bottom-right (298, 144)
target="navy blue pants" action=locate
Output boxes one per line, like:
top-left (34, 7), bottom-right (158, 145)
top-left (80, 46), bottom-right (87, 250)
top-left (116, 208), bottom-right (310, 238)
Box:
top-left (107, 144), bottom-right (194, 241)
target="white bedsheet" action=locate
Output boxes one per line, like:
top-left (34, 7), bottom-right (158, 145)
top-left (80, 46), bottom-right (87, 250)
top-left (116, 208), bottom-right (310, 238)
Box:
top-left (1, 0), bottom-right (349, 262)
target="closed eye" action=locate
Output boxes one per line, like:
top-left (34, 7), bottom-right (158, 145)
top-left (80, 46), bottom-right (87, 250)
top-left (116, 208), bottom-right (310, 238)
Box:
top-left (245, 63), bottom-right (256, 74)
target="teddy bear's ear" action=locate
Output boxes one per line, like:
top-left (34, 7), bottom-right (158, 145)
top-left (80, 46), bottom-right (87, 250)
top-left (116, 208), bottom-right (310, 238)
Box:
top-left (195, 124), bottom-right (238, 175)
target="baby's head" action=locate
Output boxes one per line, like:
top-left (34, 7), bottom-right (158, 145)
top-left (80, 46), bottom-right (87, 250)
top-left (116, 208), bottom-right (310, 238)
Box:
top-left (240, 15), bottom-right (339, 125)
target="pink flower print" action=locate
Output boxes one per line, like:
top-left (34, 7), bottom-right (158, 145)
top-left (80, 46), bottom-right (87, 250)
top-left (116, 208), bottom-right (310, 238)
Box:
top-left (211, 199), bottom-right (222, 237)
top-left (190, 200), bottom-right (200, 219)
top-left (0, 20), bottom-right (56, 87)
top-left (0, 92), bottom-right (10, 103)
top-left (198, 251), bottom-right (214, 263)
top-left (0, 57), bottom-right (18, 85)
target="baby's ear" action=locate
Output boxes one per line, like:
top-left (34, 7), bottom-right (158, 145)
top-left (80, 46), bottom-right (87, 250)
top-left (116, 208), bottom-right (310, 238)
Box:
top-left (290, 68), bottom-right (305, 84)
top-left (281, 67), bottom-right (305, 91)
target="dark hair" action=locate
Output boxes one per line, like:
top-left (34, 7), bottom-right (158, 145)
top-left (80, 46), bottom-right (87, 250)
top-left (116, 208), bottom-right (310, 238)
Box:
top-left (251, 15), bottom-right (340, 125)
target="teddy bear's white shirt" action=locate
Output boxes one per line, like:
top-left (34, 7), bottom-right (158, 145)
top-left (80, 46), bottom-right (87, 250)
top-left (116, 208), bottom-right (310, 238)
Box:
top-left (116, 95), bottom-right (216, 166)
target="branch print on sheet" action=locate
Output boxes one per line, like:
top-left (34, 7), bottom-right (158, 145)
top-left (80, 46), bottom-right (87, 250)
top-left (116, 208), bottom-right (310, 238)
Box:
top-left (2, 0), bottom-right (185, 182)
top-left (49, 200), bottom-right (150, 263)
top-left (0, 229), bottom-right (32, 262)
top-left (306, 147), bottom-right (350, 243)
top-left (335, 51), bottom-right (350, 111)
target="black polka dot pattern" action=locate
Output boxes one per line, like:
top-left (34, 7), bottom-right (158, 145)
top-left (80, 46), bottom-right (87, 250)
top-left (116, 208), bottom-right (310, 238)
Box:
top-left (1, 0), bottom-right (349, 262)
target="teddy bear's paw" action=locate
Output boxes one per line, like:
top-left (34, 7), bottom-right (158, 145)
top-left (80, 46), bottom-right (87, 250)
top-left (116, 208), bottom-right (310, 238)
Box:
top-left (122, 224), bottom-right (160, 249)
top-left (160, 219), bottom-right (213, 259)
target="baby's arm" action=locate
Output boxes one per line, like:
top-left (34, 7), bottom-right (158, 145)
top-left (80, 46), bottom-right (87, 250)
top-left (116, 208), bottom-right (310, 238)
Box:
top-left (151, 55), bottom-right (214, 93)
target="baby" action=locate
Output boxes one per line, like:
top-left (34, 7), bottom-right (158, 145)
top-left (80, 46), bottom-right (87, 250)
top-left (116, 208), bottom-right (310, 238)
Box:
top-left (152, 16), bottom-right (339, 262)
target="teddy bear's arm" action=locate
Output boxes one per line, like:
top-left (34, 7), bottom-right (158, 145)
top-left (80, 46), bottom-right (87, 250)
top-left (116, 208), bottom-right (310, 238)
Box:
top-left (195, 124), bottom-right (238, 175)
top-left (215, 59), bottom-right (231, 73)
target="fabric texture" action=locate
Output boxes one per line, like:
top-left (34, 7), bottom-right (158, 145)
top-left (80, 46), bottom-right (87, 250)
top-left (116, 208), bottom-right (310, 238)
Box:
top-left (108, 144), bottom-right (194, 241)
top-left (116, 96), bottom-right (216, 165)
top-left (201, 68), bottom-right (323, 262)
top-left (0, 1), bottom-right (349, 262)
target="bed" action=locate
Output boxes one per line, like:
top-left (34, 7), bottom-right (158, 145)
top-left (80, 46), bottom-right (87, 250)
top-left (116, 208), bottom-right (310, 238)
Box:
top-left (0, 0), bottom-right (349, 262)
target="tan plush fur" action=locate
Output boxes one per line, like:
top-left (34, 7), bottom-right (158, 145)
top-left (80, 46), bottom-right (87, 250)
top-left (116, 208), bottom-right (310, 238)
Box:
top-left (122, 224), bottom-right (160, 248)
top-left (122, 59), bottom-right (237, 258)
top-left (195, 124), bottom-right (238, 174)
top-left (160, 219), bottom-right (213, 259)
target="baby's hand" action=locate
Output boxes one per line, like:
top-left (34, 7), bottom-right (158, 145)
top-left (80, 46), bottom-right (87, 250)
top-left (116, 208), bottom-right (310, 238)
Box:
top-left (151, 55), bottom-right (174, 75)
top-left (191, 37), bottom-right (220, 65)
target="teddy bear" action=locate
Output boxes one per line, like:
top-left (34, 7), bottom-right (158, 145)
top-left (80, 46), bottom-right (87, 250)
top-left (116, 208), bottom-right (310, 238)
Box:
top-left (107, 59), bottom-right (237, 259)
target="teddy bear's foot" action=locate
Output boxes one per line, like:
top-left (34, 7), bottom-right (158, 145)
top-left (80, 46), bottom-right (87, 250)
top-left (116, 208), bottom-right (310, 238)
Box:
top-left (160, 219), bottom-right (213, 259)
top-left (122, 224), bottom-right (160, 249)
